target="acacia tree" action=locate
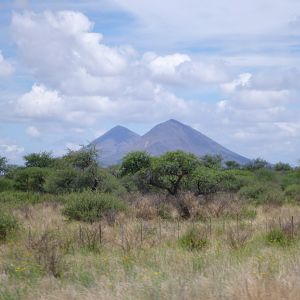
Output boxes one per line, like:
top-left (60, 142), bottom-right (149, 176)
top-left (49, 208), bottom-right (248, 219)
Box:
top-left (120, 151), bottom-right (151, 176)
top-left (201, 154), bottom-right (223, 169)
top-left (150, 150), bottom-right (199, 195)
top-left (192, 166), bottom-right (224, 195)
top-left (24, 152), bottom-right (55, 168)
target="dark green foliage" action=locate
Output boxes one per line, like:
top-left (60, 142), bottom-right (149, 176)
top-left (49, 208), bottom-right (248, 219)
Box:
top-left (150, 151), bottom-right (199, 195)
top-left (191, 167), bottom-right (243, 195)
top-left (179, 228), bottom-right (208, 251)
top-left (274, 162), bottom-right (292, 171)
top-left (281, 171), bottom-right (300, 189)
top-left (201, 154), bottom-right (222, 169)
top-left (24, 152), bottom-right (55, 168)
top-left (218, 169), bottom-right (252, 192)
top-left (0, 212), bottom-right (18, 241)
top-left (192, 166), bottom-right (223, 195)
top-left (266, 229), bottom-right (292, 247)
top-left (62, 191), bottom-right (127, 222)
top-left (239, 183), bottom-right (285, 205)
top-left (63, 147), bottom-right (99, 171)
top-left (44, 147), bottom-right (104, 194)
top-left (254, 168), bottom-right (278, 183)
top-left (44, 168), bottom-right (78, 194)
top-left (0, 178), bottom-right (14, 192)
top-left (284, 184), bottom-right (300, 202)
top-left (96, 169), bottom-right (127, 196)
top-left (245, 158), bottom-right (268, 170)
top-left (239, 183), bottom-right (267, 201)
top-left (120, 151), bottom-right (151, 176)
top-left (13, 167), bottom-right (49, 192)
top-left (225, 160), bottom-right (240, 169)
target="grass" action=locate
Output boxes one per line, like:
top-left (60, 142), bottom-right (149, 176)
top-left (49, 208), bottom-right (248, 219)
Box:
top-left (1, 196), bottom-right (300, 299)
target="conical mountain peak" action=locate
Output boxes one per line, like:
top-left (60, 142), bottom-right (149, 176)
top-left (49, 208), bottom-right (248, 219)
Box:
top-left (91, 120), bottom-right (250, 166)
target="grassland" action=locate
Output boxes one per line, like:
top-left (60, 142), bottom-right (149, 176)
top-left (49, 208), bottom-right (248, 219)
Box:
top-left (1, 193), bottom-right (300, 300)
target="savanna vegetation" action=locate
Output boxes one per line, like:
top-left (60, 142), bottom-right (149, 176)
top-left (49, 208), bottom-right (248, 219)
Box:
top-left (0, 148), bottom-right (300, 299)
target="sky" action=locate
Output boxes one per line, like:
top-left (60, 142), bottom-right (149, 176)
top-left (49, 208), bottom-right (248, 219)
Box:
top-left (0, 0), bottom-right (300, 165)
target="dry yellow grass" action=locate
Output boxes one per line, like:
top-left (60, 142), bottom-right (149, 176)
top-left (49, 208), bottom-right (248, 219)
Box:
top-left (1, 202), bottom-right (300, 299)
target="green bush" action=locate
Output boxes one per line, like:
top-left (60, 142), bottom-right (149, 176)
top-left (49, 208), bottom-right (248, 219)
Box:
top-left (239, 183), bottom-right (267, 201)
top-left (266, 229), bottom-right (291, 247)
top-left (13, 167), bottom-right (49, 192)
top-left (96, 169), bottom-right (126, 196)
top-left (0, 212), bottom-right (18, 241)
top-left (0, 178), bottom-right (14, 192)
top-left (62, 191), bottom-right (127, 222)
top-left (254, 169), bottom-right (278, 183)
top-left (284, 184), bottom-right (300, 202)
top-left (281, 171), bottom-right (300, 189)
top-left (179, 228), bottom-right (208, 251)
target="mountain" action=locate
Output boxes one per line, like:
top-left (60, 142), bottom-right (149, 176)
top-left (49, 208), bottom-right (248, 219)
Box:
top-left (90, 125), bottom-right (140, 166)
top-left (91, 119), bottom-right (249, 166)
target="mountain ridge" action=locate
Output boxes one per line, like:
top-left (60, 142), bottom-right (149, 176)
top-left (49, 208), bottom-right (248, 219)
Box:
top-left (91, 119), bottom-right (250, 166)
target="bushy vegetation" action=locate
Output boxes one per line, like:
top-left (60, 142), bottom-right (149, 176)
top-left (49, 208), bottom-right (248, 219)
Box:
top-left (0, 211), bottom-right (18, 240)
top-left (179, 227), bottom-right (208, 251)
top-left (62, 191), bottom-right (127, 222)
top-left (1, 150), bottom-right (300, 298)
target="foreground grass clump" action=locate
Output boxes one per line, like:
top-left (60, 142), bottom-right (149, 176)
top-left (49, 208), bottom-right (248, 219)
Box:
top-left (0, 211), bottom-right (18, 240)
top-left (266, 228), bottom-right (293, 247)
top-left (62, 191), bottom-right (127, 222)
top-left (179, 227), bottom-right (208, 251)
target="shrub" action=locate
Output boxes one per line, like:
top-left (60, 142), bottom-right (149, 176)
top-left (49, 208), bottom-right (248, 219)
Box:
top-left (284, 184), bottom-right (300, 202)
top-left (44, 168), bottom-right (77, 194)
top-left (266, 229), bottom-right (292, 247)
top-left (239, 183), bottom-right (285, 205)
top-left (179, 227), bottom-right (208, 251)
top-left (96, 169), bottom-right (126, 196)
top-left (13, 167), bottom-right (49, 192)
top-left (0, 178), bottom-right (14, 192)
top-left (62, 191), bottom-right (127, 223)
top-left (239, 183), bottom-right (267, 201)
top-left (259, 188), bottom-right (285, 205)
top-left (0, 212), bottom-right (18, 241)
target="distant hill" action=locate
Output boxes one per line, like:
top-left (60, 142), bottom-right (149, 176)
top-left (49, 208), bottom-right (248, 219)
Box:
top-left (91, 125), bottom-right (140, 166)
top-left (90, 119), bottom-right (250, 166)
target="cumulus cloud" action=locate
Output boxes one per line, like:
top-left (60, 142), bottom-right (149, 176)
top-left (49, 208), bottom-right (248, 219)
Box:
top-left (16, 85), bottom-right (65, 119)
top-left (26, 126), bottom-right (41, 138)
top-left (221, 73), bottom-right (252, 93)
top-left (8, 9), bottom-right (300, 164)
top-left (0, 138), bottom-right (24, 162)
top-left (11, 11), bottom-right (134, 95)
top-left (143, 52), bottom-right (228, 85)
top-left (0, 51), bottom-right (14, 77)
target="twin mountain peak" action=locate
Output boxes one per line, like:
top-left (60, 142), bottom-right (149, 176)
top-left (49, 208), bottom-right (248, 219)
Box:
top-left (91, 119), bottom-right (249, 166)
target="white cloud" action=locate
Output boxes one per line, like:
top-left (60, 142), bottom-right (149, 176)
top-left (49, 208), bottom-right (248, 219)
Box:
top-left (65, 142), bottom-right (81, 151)
top-left (11, 11), bottom-right (133, 95)
top-left (26, 126), bottom-right (41, 138)
top-left (221, 73), bottom-right (252, 93)
top-left (143, 52), bottom-right (228, 85)
top-left (0, 51), bottom-right (14, 78)
top-left (0, 138), bottom-right (24, 162)
top-left (8, 9), bottom-right (300, 164)
top-left (16, 85), bottom-right (65, 119)
top-left (113, 0), bottom-right (300, 43)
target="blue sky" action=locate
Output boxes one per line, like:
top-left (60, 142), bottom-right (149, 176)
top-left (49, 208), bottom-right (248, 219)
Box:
top-left (1, 0), bottom-right (300, 164)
